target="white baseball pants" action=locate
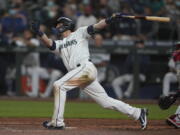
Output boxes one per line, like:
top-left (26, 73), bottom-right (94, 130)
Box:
top-left (51, 61), bottom-right (141, 127)
top-left (162, 72), bottom-right (177, 96)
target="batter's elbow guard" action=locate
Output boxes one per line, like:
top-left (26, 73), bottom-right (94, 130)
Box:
top-left (87, 25), bottom-right (96, 35)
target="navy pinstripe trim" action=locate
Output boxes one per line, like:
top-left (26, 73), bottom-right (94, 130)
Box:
top-left (56, 64), bottom-right (86, 125)
top-left (66, 47), bottom-right (70, 60)
top-left (56, 91), bottom-right (61, 127)
top-left (62, 50), bottom-right (69, 66)
top-left (65, 47), bottom-right (70, 63)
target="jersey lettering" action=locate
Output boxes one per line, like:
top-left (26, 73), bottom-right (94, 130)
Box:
top-left (59, 39), bottom-right (77, 50)
top-left (54, 26), bottom-right (90, 70)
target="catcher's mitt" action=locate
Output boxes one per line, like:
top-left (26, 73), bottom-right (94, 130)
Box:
top-left (158, 92), bottom-right (179, 110)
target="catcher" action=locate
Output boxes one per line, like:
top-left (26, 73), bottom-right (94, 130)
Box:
top-left (159, 41), bottom-right (180, 128)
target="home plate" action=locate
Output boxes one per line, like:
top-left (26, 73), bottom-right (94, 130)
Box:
top-left (65, 127), bottom-right (77, 129)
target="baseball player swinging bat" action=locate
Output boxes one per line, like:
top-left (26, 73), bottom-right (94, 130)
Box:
top-left (30, 13), bottom-right (148, 130)
top-left (122, 15), bottom-right (170, 22)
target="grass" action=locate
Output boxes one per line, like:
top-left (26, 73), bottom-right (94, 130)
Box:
top-left (0, 100), bottom-right (177, 120)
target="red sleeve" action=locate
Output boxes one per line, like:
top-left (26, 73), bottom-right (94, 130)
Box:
top-left (173, 51), bottom-right (180, 62)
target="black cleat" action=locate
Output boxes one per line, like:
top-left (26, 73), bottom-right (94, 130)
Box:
top-left (42, 121), bottom-right (65, 130)
top-left (138, 108), bottom-right (148, 130)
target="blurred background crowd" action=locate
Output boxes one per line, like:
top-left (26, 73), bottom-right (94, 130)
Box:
top-left (0, 0), bottom-right (180, 43)
top-left (0, 0), bottom-right (180, 99)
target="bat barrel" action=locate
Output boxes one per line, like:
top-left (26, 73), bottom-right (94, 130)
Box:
top-left (124, 15), bottom-right (170, 22)
top-left (145, 16), bottom-right (170, 22)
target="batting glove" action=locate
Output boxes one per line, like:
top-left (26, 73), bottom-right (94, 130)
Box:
top-left (105, 13), bottom-right (129, 24)
top-left (30, 21), bottom-right (44, 37)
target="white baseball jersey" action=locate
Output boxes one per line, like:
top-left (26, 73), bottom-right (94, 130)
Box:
top-left (54, 26), bottom-right (91, 71)
top-left (48, 26), bottom-right (142, 128)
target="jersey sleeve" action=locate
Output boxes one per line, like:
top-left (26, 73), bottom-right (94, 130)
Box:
top-left (50, 40), bottom-right (62, 53)
top-left (76, 26), bottom-right (91, 39)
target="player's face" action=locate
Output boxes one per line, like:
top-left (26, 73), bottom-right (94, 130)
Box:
top-left (55, 22), bottom-right (71, 37)
top-left (56, 23), bottom-right (63, 29)
top-left (55, 23), bottom-right (64, 36)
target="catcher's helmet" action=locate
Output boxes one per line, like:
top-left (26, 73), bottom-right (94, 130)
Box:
top-left (175, 41), bottom-right (180, 50)
top-left (56, 17), bottom-right (74, 33)
top-left (172, 41), bottom-right (180, 62)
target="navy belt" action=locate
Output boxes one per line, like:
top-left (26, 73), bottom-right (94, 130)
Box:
top-left (77, 64), bottom-right (81, 67)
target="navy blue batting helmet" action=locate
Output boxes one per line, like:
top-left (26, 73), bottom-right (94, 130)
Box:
top-left (56, 17), bottom-right (74, 33)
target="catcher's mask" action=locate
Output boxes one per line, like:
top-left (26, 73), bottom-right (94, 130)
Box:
top-left (175, 41), bottom-right (180, 50)
top-left (172, 41), bottom-right (180, 63)
top-left (52, 17), bottom-right (74, 35)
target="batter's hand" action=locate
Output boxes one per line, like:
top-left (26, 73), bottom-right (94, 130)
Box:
top-left (30, 20), bottom-right (44, 37)
top-left (112, 13), bottom-right (127, 19)
top-left (30, 21), bottom-right (40, 34)
top-left (105, 13), bottom-right (129, 24)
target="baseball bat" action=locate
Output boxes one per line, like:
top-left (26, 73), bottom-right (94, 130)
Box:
top-left (123, 15), bottom-right (170, 22)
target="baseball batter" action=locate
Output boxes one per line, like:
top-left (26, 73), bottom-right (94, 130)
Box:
top-left (30, 13), bottom-right (148, 130)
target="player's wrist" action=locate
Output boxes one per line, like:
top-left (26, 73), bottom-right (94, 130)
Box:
top-left (105, 17), bottom-right (113, 24)
top-left (36, 30), bottom-right (44, 37)
top-left (105, 14), bottom-right (119, 24)
top-left (105, 13), bottom-right (128, 24)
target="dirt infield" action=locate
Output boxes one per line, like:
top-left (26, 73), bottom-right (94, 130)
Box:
top-left (0, 118), bottom-right (179, 135)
